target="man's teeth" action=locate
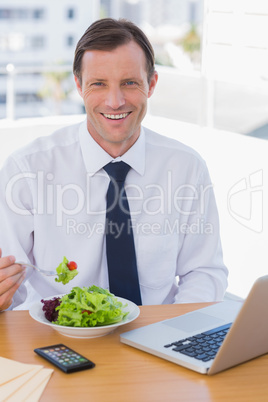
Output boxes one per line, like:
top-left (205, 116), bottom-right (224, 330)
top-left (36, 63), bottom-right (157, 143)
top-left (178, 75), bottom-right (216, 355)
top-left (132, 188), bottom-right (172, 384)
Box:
top-left (103, 113), bottom-right (129, 119)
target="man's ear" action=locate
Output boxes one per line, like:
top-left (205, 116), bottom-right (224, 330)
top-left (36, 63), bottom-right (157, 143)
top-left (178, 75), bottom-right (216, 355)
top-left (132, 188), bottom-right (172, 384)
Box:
top-left (74, 75), bottom-right (83, 97)
top-left (148, 70), bottom-right (158, 98)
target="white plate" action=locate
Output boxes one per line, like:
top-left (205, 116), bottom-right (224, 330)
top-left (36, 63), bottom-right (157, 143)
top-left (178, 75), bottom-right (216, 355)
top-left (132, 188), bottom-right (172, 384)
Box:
top-left (29, 294), bottom-right (140, 339)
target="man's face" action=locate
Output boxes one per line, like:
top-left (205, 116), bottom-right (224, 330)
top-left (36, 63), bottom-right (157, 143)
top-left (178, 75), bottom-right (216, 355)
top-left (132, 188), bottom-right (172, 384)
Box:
top-left (75, 40), bottom-right (158, 157)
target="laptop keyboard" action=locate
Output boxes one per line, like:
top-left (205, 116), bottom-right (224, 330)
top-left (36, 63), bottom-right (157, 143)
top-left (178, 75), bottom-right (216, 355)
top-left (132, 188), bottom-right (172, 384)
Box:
top-left (164, 323), bottom-right (232, 362)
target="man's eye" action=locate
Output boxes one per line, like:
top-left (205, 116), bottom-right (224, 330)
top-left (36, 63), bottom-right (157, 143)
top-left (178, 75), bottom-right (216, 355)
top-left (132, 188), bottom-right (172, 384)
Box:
top-left (124, 81), bottom-right (137, 86)
top-left (92, 82), bottom-right (104, 87)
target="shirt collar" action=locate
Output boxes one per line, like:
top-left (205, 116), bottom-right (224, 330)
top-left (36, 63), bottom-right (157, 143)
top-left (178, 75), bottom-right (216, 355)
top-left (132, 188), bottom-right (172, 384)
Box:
top-left (79, 119), bottom-right (145, 177)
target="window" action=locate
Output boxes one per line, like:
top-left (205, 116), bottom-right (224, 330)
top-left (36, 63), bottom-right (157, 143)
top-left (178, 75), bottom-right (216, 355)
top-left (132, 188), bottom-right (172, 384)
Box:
top-left (67, 8), bottom-right (75, 19)
top-left (0, 8), bottom-right (45, 20)
top-left (0, 33), bottom-right (25, 51)
top-left (66, 35), bottom-right (75, 47)
top-left (16, 93), bottom-right (41, 104)
top-left (33, 9), bottom-right (45, 20)
top-left (0, 94), bottom-right (6, 104)
top-left (30, 36), bottom-right (45, 49)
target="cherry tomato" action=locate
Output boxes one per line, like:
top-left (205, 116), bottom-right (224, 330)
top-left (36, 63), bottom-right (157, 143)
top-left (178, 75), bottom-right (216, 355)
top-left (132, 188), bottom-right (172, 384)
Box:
top-left (67, 261), bottom-right (77, 270)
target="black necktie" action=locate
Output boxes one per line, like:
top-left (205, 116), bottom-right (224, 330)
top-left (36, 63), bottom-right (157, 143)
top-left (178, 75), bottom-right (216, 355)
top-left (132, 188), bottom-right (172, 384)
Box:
top-left (103, 161), bottom-right (142, 305)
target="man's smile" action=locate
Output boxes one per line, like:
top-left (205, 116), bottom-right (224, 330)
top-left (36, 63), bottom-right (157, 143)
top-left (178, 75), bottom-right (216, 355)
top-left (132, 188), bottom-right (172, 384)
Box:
top-left (101, 112), bottom-right (131, 120)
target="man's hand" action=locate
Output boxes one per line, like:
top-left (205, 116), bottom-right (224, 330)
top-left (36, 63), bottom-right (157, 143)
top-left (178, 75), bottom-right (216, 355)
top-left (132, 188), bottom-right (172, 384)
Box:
top-left (0, 249), bottom-right (26, 311)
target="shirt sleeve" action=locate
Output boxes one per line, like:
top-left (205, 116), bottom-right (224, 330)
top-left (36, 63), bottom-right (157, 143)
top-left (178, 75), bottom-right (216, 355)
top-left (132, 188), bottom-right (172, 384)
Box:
top-left (0, 156), bottom-right (34, 309)
top-left (173, 164), bottom-right (228, 303)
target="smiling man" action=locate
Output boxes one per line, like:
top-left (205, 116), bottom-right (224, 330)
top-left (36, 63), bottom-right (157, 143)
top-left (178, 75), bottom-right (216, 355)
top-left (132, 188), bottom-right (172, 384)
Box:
top-left (74, 28), bottom-right (158, 158)
top-left (0, 18), bottom-right (228, 310)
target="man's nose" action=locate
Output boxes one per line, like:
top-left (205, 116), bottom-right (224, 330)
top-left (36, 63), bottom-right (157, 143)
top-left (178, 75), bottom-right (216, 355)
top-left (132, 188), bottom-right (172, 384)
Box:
top-left (105, 87), bottom-right (125, 109)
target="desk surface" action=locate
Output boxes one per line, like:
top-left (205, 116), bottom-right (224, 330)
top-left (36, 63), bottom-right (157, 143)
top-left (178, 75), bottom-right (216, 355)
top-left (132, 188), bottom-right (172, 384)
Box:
top-left (1, 303), bottom-right (267, 402)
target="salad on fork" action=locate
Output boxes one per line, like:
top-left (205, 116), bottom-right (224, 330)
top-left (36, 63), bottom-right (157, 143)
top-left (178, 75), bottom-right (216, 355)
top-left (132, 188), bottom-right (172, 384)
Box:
top-left (16, 256), bottom-right (78, 284)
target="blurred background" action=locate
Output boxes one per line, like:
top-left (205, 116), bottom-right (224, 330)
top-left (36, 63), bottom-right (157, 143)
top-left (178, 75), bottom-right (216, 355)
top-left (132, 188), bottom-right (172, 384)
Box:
top-left (1, 0), bottom-right (267, 137)
top-left (0, 0), bottom-right (268, 299)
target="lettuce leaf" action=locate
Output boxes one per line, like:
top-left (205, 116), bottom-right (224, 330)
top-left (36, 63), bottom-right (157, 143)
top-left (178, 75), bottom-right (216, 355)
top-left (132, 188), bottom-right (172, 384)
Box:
top-left (53, 286), bottom-right (128, 327)
top-left (55, 256), bottom-right (78, 285)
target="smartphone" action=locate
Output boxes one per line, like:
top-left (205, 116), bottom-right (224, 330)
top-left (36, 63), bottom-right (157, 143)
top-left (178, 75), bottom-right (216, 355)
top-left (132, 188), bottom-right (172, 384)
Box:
top-left (34, 344), bottom-right (95, 373)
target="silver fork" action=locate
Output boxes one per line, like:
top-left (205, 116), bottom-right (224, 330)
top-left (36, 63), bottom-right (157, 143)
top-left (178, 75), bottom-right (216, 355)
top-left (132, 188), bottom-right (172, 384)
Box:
top-left (15, 261), bottom-right (57, 276)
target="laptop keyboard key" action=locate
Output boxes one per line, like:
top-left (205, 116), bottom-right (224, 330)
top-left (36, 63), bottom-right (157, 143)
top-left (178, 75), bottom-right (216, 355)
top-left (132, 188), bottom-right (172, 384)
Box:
top-left (202, 356), bottom-right (213, 362)
top-left (164, 322), bottom-right (232, 363)
top-left (180, 349), bottom-right (197, 357)
top-left (203, 323), bottom-right (232, 335)
top-left (172, 344), bottom-right (190, 352)
top-left (195, 354), bottom-right (209, 360)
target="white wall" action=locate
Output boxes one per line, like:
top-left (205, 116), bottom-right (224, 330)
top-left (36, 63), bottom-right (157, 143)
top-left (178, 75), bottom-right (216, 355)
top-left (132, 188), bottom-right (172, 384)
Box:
top-left (143, 114), bottom-right (268, 299)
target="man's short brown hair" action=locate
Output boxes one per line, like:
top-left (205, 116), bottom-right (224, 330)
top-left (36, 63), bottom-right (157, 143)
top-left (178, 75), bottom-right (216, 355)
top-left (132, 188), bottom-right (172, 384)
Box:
top-left (73, 18), bottom-right (155, 84)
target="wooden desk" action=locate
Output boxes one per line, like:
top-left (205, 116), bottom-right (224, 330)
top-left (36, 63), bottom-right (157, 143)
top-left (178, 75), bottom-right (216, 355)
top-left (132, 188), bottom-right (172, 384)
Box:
top-left (1, 303), bottom-right (268, 401)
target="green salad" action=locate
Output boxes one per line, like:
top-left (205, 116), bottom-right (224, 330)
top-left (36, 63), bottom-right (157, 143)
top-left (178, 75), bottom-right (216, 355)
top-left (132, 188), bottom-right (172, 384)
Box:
top-left (46, 286), bottom-right (129, 327)
top-left (55, 256), bottom-right (78, 285)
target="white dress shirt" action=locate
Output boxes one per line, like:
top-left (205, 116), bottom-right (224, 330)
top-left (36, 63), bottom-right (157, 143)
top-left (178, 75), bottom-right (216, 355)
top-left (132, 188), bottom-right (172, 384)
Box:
top-left (0, 119), bottom-right (228, 309)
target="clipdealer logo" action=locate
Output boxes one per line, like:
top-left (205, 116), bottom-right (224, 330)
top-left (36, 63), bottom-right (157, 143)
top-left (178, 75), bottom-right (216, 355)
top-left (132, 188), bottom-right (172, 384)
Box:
top-left (227, 170), bottom-right (263, 233)
top-left (5, 170), bottom-right (215, 227)
top-left (65, 217), bottom-right (214, 239)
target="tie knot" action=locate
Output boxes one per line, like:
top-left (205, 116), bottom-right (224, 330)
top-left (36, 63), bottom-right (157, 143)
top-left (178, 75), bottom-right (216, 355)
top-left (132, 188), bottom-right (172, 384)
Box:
top-left (103, 161), bottom-right (131, 183)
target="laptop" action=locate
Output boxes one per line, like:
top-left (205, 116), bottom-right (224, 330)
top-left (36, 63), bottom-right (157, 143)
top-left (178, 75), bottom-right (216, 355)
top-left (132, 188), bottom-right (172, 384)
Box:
top-left (120, 275), bottom-right (268, 375)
